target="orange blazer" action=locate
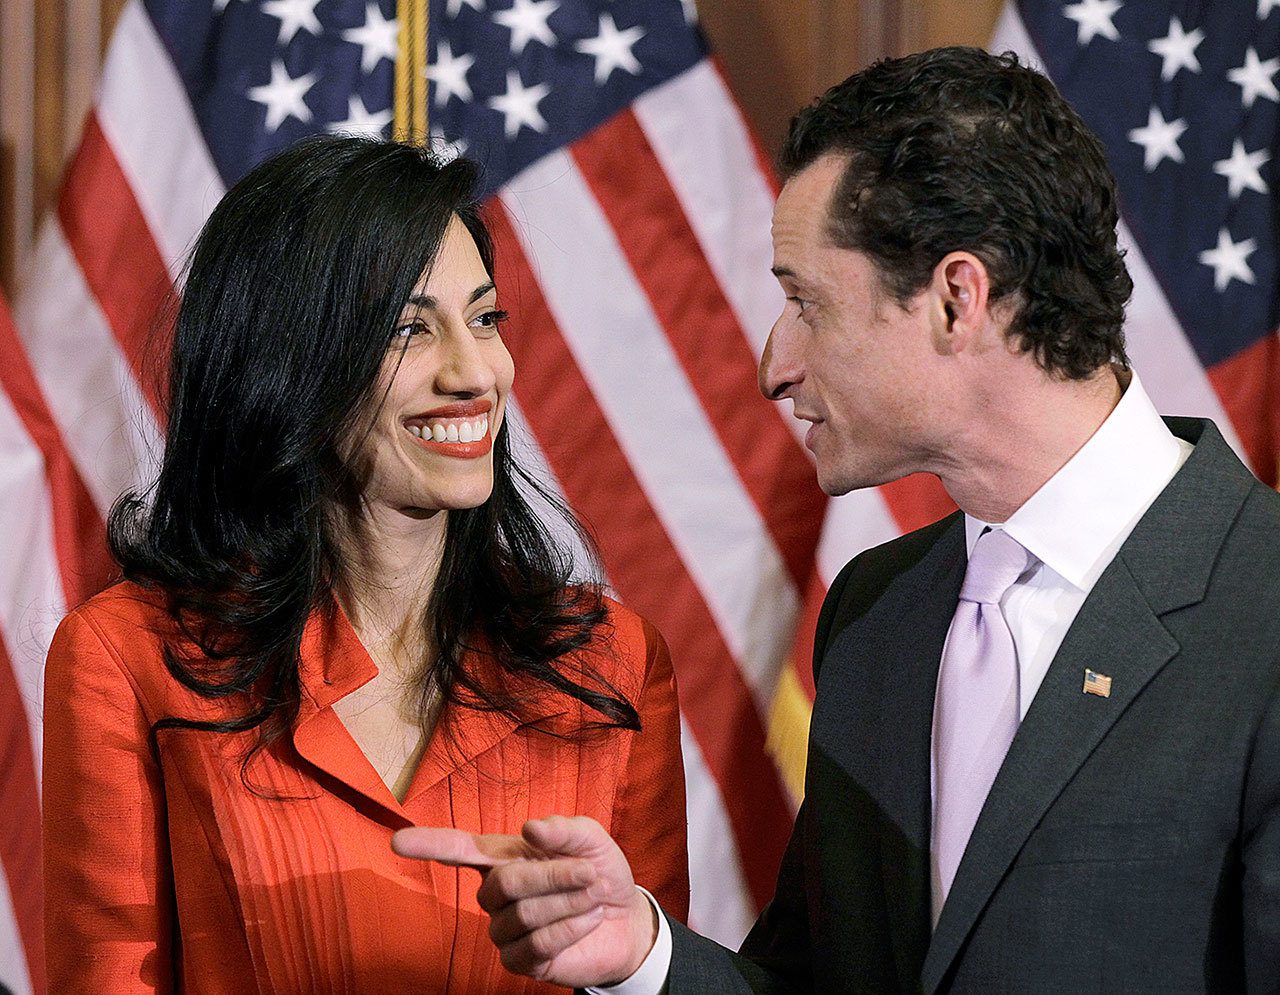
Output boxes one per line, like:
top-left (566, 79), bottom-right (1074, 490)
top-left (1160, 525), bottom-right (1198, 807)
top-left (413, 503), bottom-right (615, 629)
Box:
top-left (43, 583), bottom-right (689, 993)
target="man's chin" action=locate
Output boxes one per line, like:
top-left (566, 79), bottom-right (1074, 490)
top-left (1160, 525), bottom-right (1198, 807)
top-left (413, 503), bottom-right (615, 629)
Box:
top-left (816, 473), bottom-right (865, 498)
top-left (815, 464), bottom-right (902, 498)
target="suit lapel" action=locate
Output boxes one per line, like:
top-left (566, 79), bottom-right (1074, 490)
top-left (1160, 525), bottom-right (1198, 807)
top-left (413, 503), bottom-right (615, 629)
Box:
top-left (920, 418), bottom-right (1256, 992)
top-left (851, 514), bottom-right (966, 991)
top-left (920, 558), bottom-right (1176, 991)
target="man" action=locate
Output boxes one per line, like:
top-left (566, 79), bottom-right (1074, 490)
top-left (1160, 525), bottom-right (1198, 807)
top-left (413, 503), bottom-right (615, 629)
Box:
top-left (393, 47), bottom-right (1280, 992)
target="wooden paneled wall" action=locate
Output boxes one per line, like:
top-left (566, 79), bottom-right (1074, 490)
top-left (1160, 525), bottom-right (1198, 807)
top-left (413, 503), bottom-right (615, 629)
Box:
top-left (0, 0), bottom-right (1004, 295)
top-left (697, 0), bottom-right (1005, 158)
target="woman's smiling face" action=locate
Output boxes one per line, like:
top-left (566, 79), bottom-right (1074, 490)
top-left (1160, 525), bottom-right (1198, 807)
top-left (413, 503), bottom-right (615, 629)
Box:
top-left (349, 215), bottom-right (515, 520)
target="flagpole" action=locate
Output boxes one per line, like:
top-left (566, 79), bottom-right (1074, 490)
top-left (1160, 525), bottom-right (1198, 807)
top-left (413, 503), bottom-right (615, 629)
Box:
top-left (395, 0), bottom-right (429, 142)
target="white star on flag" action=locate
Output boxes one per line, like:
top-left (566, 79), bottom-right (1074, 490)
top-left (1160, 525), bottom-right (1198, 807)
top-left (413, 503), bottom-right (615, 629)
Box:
top-left (1063, 0), bottom-right (1122, 46)
top-left (575, 12), bottom-right (646, 85)
top-left (326, 95), bottom-right (392, 137)
top-left (1199, 228), bottom-right (1257, 291)
top-left (487, 70), bottom-right (551, 138)
top-left (247, 59), bottom-right (317, 132)
top-left (1147, 17), bottom-right (1203, 81)
top-left (492, 0), bottom-right (559, 56)
top-left (1260, 0), bottom-right (1280, 18)
top-left (1212, 139), bottom-right (1270, 199)
top-left (341, 4), bottom-right (398, 75)
top-left (681, 0), bottom-right (697, 25)
top-left (1228, 47), bottom-right (1280, 109)
top-left (213, 0), bottom-right (236, 12)
top-left (427, 39), bottom-right (475, 106)
top-left (446, 0), bottom-right (484, 15)
top-left (1127, 106), bottom-right (1187, 171)
top-left (429, 124), bottom-right (469, 164)
top-left (261, 0), bottom-right (322, 46)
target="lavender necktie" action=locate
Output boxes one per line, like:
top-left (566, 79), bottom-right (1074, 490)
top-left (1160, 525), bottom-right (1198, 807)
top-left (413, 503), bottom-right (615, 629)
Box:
top-left (931, 527), bottom-right (1032, 926)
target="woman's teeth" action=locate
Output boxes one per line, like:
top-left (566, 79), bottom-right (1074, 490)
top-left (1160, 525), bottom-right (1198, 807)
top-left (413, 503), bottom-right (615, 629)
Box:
top-left (406, 414), bottom-right (489, 444)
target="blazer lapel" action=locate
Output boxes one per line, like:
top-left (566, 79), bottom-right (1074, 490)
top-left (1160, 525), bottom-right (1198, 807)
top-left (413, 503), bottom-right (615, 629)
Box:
top-left (290, 600), bottom-right (415, 828)
top-left (920, 418), bottom-right (1255, 993)
top-left (405, 651), bottom-right (573, 804)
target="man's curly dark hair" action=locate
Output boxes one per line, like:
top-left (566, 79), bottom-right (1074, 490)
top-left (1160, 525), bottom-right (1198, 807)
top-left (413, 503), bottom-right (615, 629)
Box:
top-left (781, 46), bottom-right (1132, 380)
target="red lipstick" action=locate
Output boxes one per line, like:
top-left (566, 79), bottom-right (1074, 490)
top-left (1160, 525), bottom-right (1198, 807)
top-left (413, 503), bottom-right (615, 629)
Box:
top-left (403, 399), bottom-right (496, 460)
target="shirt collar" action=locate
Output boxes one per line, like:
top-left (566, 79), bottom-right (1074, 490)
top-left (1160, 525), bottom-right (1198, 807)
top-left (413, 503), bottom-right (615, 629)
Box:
top-left (965, 369), bottom-right (1191, 591)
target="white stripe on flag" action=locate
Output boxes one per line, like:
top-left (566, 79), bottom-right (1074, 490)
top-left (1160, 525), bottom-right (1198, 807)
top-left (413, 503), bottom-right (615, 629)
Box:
top-left (504, 397), bottom-right (602, 587)
top-left (1118, 216), bottom-right (1246, 456)
top-left (633, 63), bottom-right (806, 451)
top-left (989, 4), bottom-right (1246, 458)
top-left (634, 62), bottom-right (784, 367)
top-left (0, 392), bottom-right (63, 784)
top-left (13, 220), bottom-right (162, 518)
top-left (98, 1), bottom-right (226, 281)
top-left (500, 152), bottom-right (799, 715)
top-left (681, 716), bottom-right (755, 947)
top-left (814, 488), bottom-right (903, 587)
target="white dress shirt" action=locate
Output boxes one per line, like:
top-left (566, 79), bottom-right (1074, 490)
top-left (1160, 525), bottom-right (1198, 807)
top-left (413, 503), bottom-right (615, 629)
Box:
top-left (596, 370), bottom-right (1192, 995)
top-left (956, 370), bottom-right (1191, 724)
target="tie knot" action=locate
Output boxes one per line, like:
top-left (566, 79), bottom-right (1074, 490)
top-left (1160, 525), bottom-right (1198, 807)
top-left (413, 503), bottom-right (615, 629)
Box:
top-left (960, 528), bottom-right (1031, 605)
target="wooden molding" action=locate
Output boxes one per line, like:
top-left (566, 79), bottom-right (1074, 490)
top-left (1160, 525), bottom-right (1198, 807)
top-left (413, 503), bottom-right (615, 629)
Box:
top-left (33, 0), bottom-right (66, 240)
top-left (0, 136), bottom-right (13, 293)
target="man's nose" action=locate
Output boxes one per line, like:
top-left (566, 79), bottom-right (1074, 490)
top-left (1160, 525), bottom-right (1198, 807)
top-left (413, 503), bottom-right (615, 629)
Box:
top-left (759, 315), bottom-right (801, 401)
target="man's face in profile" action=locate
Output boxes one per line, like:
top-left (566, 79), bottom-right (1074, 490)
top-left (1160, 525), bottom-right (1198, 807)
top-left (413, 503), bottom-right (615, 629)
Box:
top-left (761, 154), bottom-right (944, 496)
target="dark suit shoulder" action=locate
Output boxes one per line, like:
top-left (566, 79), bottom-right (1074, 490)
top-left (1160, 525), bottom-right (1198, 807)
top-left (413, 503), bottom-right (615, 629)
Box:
top-left (1233, 478), bottom-right (1280, 550)
top-left (824, 511), bottom-right (962, 623)
top-left (812, 510), bottom-right (963, 677)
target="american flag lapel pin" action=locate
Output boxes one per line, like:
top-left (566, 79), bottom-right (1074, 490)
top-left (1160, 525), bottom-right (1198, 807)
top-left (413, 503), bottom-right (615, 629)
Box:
top-left (1083, 669), bottom-right (1113, 698)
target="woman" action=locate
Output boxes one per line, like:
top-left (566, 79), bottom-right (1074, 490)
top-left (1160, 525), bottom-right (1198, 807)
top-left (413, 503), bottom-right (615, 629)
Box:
top-left (42, 135), bottom-right (689, 992)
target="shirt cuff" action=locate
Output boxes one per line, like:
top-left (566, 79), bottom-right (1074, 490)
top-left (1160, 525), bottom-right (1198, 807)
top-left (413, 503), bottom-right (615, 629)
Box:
top-left (585, 886), bottom-right (671, 995)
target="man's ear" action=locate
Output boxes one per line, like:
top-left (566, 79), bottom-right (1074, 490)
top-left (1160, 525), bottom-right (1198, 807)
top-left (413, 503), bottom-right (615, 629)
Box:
top-left (932, 252), bottom-right (991, 354)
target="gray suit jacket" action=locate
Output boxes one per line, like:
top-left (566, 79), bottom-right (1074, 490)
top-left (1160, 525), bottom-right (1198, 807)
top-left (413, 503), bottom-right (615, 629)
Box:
top-left (669, 418), bottom-right (1280, 993)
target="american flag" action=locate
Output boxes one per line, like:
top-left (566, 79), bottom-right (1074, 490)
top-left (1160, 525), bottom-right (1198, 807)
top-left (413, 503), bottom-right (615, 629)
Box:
top-left (1, 1), bottom-right (839, 989)
top-left (993, 1), bottom-right (1277, 478)
top-left (1082, 668), bottom-right (1113, 698)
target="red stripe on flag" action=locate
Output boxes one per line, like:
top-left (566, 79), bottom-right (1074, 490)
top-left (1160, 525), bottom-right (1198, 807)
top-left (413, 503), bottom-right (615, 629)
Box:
top-left (57, 113), bottom-right (171, 425)
top-left (877, 473), bottom-right (957, 534)
top-left (1206, 334), bottom-right (1280, 487)
top-left (570, 109), bottom-right (826, 590)
top-left (0, 635), bottom-right (45, 994)
top-left (490, 203), bottom-right (792, 909)
top-left (787, 570), bottom-right (827, 702)
top-left (0, 293), bottom-right (113, 605)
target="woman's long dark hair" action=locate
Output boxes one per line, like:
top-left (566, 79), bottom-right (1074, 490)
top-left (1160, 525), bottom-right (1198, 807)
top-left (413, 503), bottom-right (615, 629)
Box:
top-left (110, 134), bottom-right (637, 771)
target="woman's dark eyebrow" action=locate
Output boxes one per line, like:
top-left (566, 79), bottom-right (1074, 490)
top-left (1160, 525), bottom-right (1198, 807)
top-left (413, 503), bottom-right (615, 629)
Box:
top-left (404, 281), bottom-right (496, 311)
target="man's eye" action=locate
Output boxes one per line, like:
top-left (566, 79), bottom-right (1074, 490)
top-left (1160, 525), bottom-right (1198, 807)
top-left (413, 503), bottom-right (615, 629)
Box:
top-left (788, 296), bottom-right (812, 315)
